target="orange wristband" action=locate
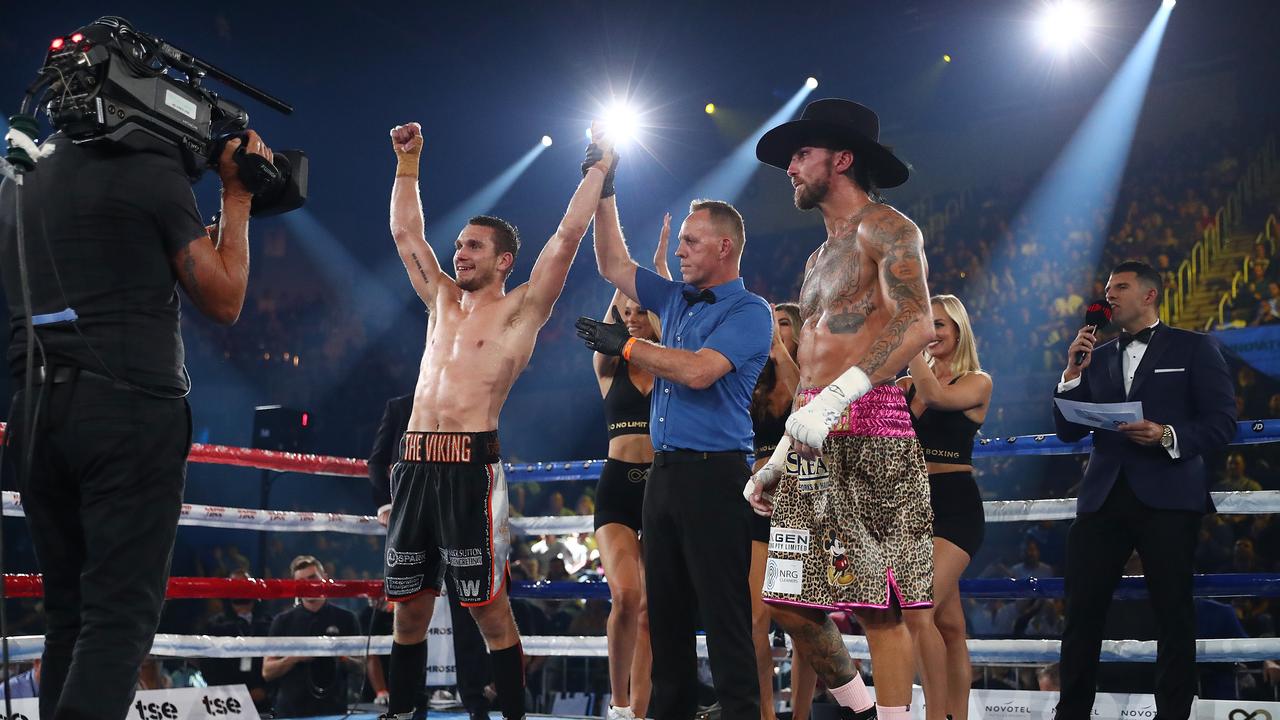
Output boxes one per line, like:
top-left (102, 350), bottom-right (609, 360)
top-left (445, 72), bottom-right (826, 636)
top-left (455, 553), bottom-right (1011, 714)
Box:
top-left (622, 337), bottom-right (638, 361)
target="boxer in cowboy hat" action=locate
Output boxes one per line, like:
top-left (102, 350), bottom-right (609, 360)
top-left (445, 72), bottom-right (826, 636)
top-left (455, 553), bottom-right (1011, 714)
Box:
top-left (746, 99), bottom-right (937, 720)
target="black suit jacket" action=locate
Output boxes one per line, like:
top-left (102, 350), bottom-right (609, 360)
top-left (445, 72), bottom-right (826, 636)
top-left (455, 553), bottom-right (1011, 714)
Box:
top-left (369, 394), bottom-right (413, 509)
top-left (1053, 323), bottom-right (1236, 514)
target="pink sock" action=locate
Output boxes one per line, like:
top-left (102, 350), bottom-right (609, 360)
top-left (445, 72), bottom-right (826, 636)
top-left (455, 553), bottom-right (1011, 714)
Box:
top-left (829, 673), bottom-right (873, 712)
top-left (876, 705), bottom-right (912, 720)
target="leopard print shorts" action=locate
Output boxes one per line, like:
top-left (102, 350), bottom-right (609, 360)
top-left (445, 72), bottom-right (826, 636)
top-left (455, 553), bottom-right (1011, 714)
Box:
top-left (762, 385), bottom-right (934, 611)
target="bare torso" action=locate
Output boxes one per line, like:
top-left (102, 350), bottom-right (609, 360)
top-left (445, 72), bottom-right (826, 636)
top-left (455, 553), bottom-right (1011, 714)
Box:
top-left (409, 286), bottom-right (540, 432)
top-left (796, 204), bottom-right (910, 389)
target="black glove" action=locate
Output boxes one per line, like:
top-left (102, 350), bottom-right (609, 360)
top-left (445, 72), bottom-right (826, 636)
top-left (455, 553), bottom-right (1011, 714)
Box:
top-left (575, 306), bottom-right (632, 356)
top-left (581, 143), bottom-right (619, 199)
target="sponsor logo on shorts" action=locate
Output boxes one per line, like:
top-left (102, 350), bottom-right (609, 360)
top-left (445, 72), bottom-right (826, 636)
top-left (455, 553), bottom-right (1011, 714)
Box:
top-left (386, 548), bottom-right (427, 568)
top-left (786, 451), bottom-right (831, 494)
top-left (824, 530), bottom-right (855, 587)
top-left (769, 528), bottom-right (811, 555)
top-left (626, 467), bottom-right (649, 483)
top-left (445, 548), bottom-right (484, 567)
top-left (386, 575), bottom-right (424, 596)
top-left (456, 578), bottom-right (484, 600)
top-left (764, 558), bottom-right (803, 595)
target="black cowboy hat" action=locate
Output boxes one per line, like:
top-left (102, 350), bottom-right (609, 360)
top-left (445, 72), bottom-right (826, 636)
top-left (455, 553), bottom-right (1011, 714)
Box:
top-left (755, 98), bottom-right (910, 189)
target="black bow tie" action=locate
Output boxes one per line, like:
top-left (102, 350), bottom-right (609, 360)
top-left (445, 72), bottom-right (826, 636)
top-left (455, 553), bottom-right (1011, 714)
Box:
top-left (682, 288), bottom-right (717, 305)
top-left (1118, 326), bottom-right (1155, 349)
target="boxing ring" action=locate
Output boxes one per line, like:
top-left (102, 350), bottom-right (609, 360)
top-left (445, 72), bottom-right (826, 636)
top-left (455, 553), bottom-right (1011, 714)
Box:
top-left (2, 419), bottom-right (1279, 717)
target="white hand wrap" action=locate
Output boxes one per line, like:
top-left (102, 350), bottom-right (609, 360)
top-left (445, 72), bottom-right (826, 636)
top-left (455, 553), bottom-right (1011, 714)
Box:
top-left (743, 435), bottom-right (791, 516)
top-left (784, 365), bottom-right (873, 450)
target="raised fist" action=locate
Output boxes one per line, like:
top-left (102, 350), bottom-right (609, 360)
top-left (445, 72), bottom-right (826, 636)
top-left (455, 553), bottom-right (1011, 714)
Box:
top-left (390, 122), bottom-right (424, 156)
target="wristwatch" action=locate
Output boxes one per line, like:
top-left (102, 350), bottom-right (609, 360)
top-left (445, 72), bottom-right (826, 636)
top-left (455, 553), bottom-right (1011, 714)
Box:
top-left (1160, 424), bottom-right (1174, 449)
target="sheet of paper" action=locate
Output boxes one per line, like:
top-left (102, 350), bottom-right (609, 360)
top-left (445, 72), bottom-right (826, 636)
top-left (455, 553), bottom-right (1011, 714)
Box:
top-left (1054, 398), bottom-right (1144, 431)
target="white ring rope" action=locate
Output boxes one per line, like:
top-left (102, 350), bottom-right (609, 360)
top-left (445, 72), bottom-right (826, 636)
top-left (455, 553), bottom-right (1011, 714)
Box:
top-left (6, 491), bottom-right (1277, 536)
top-left (1, 634), bottom-right (1274, 664)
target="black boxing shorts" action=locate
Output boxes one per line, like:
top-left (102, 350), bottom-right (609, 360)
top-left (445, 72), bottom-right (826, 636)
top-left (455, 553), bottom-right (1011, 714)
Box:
top-left (384, 431), bottom-right (510, 606)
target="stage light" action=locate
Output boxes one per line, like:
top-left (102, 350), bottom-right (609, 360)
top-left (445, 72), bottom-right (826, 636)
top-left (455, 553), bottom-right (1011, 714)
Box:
top-left (541, 135), bottom-right (553, 147)
top-left (943, 54), bottom-right (952, 63)
top-left (1037, 1), bottom-right (1094, 50)
top-left (805, 76), bottom-right (819, 89)
top-left (602, 101), bottom-right (641, 145)
top-left (705, 102), bottom-right (716, 115)
top-left (585, 127), bottom-right (593, 141)
top-left (1162, 0), bottom-right (1175, 7)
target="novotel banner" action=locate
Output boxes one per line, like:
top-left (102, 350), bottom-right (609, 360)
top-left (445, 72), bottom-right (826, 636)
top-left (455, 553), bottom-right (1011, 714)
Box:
top-left (1214, 325), bottom-right (1280, 381)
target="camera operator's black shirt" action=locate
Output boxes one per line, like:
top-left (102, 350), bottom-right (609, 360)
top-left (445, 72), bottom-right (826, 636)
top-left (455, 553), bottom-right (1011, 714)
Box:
top-left (267, 602), bottom-right (360, 718)
top-left (0, 133), bottom-right (206, 394)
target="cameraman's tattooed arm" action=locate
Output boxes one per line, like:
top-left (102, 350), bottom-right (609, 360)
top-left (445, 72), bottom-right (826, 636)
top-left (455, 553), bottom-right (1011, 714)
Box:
top-left (172, 192), bottom-right (251, 325)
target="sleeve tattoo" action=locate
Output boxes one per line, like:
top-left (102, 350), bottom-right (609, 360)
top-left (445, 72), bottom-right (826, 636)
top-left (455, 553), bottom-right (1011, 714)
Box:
top-left (857, 214), bottom-right (928, 377)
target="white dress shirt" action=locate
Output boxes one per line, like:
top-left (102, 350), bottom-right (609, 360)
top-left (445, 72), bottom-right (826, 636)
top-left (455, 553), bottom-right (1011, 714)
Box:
top-left (1058, 319), bottom-right (1179, 458)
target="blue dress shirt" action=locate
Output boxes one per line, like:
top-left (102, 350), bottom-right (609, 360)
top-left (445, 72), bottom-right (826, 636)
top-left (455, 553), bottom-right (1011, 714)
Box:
top-left (634, 268), bottom-right (772, 453)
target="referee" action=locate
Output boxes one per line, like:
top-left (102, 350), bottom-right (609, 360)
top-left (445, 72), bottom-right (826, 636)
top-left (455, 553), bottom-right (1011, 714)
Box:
top-left (577, 189), bottom-right (771, 720)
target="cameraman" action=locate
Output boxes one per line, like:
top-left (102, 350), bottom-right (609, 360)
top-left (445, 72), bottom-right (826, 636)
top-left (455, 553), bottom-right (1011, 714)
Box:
top-left (264, 556), bottom-right (360, 718)
top-left (0, 126), bottom-right (272, 720)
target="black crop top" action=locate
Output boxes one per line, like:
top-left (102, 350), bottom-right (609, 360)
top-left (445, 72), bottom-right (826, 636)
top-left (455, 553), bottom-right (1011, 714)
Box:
top-left (905, 377), bottom-right (982, 466)
top-left (604, 359), bottom-right (651, 439)
top-left (753, 410), bottom-right (789, 460)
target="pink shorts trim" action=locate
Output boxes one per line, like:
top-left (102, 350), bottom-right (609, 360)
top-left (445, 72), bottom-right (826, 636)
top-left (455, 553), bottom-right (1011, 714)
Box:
top-left (796, 385), bottom-right (916, 439)
top-left (764, 568), bottom-right (933, 611)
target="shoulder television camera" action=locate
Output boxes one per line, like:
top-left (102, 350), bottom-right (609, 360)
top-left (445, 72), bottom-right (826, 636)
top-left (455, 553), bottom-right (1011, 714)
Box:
top-left (15, 16), bottom-right (306, 216)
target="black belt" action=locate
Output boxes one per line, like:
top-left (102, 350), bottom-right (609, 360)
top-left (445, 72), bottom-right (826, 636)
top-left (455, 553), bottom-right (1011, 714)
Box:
top-left (654, 449), bottom-right (746, 466)
top-left (32, 365), bottom-right (77, 385)
top-left (29, 365), bottom-right (112, 386)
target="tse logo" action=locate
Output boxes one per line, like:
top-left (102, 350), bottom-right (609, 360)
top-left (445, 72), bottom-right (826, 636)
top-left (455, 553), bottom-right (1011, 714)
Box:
top-left (200, 697), bottom-right (244, 715)
top-left (133, 701), bottom-right (178, 720)
top-left (132, 696), bottom-right (243, 719)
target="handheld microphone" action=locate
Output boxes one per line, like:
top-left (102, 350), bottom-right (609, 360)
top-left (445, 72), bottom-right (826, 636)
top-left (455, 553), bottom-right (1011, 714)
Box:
top-left (1075, 301), bottom-right (1112, 366)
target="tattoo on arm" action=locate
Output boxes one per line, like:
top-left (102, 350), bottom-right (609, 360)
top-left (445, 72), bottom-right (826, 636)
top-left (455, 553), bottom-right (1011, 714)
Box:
top-left (790, 615), bottom-right (856, 686)
top-left (180, 246), bottom-right (203, 305)
top-left (858, 215), bottom-right (927, 377)
top-left (409, 252), bottom-right (432, 285)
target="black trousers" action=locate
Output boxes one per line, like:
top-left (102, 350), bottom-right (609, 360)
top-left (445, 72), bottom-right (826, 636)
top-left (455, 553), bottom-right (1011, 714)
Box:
top-left (643, 453), bottom-right (759, 720)
top-left (1056, 475), bottom-right (1201, 720)
top-left (7, 374), bottom-right (190, 720)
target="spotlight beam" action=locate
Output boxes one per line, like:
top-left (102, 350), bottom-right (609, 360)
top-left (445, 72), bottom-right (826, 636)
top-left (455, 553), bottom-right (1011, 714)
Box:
top-left (424, 141), bottom-right (547, 244)
top-left (977, 1), bottom-right (1175, 434)
top-left (684, 79), bottom-right (818, 204)
top-left (1022, 2), bottom-right (1174, 220)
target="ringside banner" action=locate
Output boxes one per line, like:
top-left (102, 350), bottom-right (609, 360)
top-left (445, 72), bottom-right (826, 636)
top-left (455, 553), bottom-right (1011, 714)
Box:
top-left (2, 685), bottom-right (259, 720)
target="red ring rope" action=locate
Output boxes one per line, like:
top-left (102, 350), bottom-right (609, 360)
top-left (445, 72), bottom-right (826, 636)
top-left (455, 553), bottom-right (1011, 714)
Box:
top-left (0, 422), bottom-right (368, 477)
top-left (2, 574), bottom-right (385, 600)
